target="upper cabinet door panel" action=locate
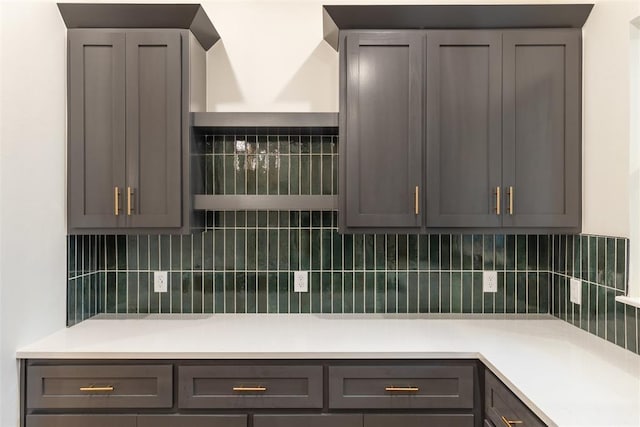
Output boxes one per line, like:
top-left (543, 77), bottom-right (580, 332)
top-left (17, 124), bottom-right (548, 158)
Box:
top-left (68, 31), bottom-right (126, 229)
top-left (502, 30), bottom-right (581, 228)
top-left (426, 31), bottom-right (502, 228)
top-left (125, 31), bottom-right (182, 228)
top-left (343, 32), bottom-right (423, 229)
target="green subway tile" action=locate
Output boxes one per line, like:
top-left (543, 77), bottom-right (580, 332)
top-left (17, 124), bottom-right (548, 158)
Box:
top-left (597, 237), bottom-right (605, 285)
top-left (386, 273), bottom-right (397, 314)
top-left (300, 154), bottom-right (310, 195)
top-left (558, 276), bottom-right (567, 321)
top-left (278, 229), bottom-right (289, 270)
top-left (495, 272), bottom-right (505, 313)
top-left (68, 237), bottom-right (76, 277)
top-left (290, 136), bottom-right (301, 154)
top-left (451, 235), bottom-right (461, 270)
top-left (429, 272), bottom-right (440, 313)
top-left (596, 285), bottom-right (606, 339)
top-left (268, 154), bottom-right (279, 195)
top-left (375, 272), bottom-right (386, 313)
top-left (516, 235), bottom-right (526, 271)
top-left (213, 135), bottom-right (224, 154)
top-left (528, 273), bottom-right (538, 314)
top-left (117, 273), bottom-right (127, 313)
top-left (616, 239), bottom-right (627, 291)
top-left (551, 275), bottom-right (559, 318)
top-left (573, 235), bottom-right (581, 278)
top-left (322, 211), bottom-right (332, 227)
top-left (268, 229), bottom-right (279, 270)
top-left (333, 232), bottom-right (343, 270)
top-left (495, 235), bottom-right (505, 270)
top-left (279, 273), bottom-right (289, 313)
top-left (527, 235), bottom-right (538, 271)
top-left (588, 283), bottom-right (597, 335)
top-left (192, 273), bottom-right (203, 314)
top-left (581, 236), bottom-right (588, 280)
top-left (615, 300), bottom-right (626, 348)
top-left (245, 229), bottom-right (256, 270)
top-left (566, 236), bottom-right (574, 276)
top-left (473, 235), bottom-right (483, 270)
top-left (556, 236), bottom-right (565, 275)
top-left (343, 234), bottom-right (354, 270)
top-left (472, 272), bottom-right (483, 314)
top-left (311, 272), bottom-right (322, 313)
top-left (289, 211), bottom-right (299, 227)
top-left (138, 273), bottom-right (149, 314)
top-left (605, 238), bottom-right (615, 288)
top-left (268, 135), bottom-right (279, 153)
top-left (386, 235), bottom-right (397, 270)
top-left (192, 233), bottom-right (202, 270)
top-left (289, 230), bottom-right (299, 270)
top-left (225, 211), bottom-right (237, 227)
top-left (182, 273), bottom-right (193, 314)
top-left (482, 285), bottom-right (494, 314)
top-left (332, 155), bottom-right (338, 194)
top-left (256, 273), bottom-right (268, 313)
top-left (117, 236), bottom-right (126, 270)
top-left (539, 272), bottom-right (549, 314)
top-left (300, 229), bottom-right (310, 270)
top-left (311, 229), bottom-right (321, 270)
top-left (289, 154), bottom-right (299, 195)
top-left (67, 279), bottom-right (76, 325)
top-left (182, 235), bottom-right (193, 270)
top-left (451, 272), bottom-right (461, 313)
top-left (626, 305), bottom-right (638, 353)
top-left (418, 235), bottom-right (429, 270)
top-left (245, 273), bottom-right (257, 314)
top-left (505, 272), bottom-right (515, 314)
top-left (322, 154), bottom-right (333, 195)
top-left (279, 135), bottom-right (290, 154)
top-left (483, 234), bottom-right (495, 270)
top-left (408, 235), bottom-right (418, 270)
top-left (127, 236), bottom-right (138, 270)
top-left (149, 274), bottom-right (160, 314)
top-left (311, 136), bottom-right (322, 154)
top-left (429, 235), bottom-right (440, 269)
top-left (214, 155), bottom-right (224, 194)
top-left (258, 211), bottom-right (268, 227)
top-left (588, 236), bottom-right (597, 282)
top-left (224, 135), bottom-right (234, 154)
top-left (580, 280), bottom-right (589, 331)
top-left (441, 273), bottom-right (451, 313)
top-left (170, 272), bottom-right (181, 313)
top-left (440, 235), bottom-right (450, 270)
top-left (344, 273), bottom-right (354, 314)
top-left (462, 235), bottom-right (473, 270)
top-left (332, 273), bottom-right (343, 314)
top-left (278, 155), bottom-right (288, 195)
top-left (364, 272), bottom-right (376, 313)
top-left (354, 272), bottom-right (365, 313)
top-left (364, 235), bottom-right (375, 270)
top-left (236, 155), bottom-right (247, 195)
top-left (225, 229), bottom-right (235, 270)
top-left (606, 288), bottom-right (616, 344)
top-left (462, 272), bottom-right (473, 313)
top-left (224, 155), bottom-right (235, 195)
top-left (203, 272), bottom-right (214, 313)
top-left (505, 235), bottom-right (516, 271)
top-left (321, 229), bottom-right (332, 270)
top-left (397, 235), bottom-right (408, 270)
top-left (407, 272), bottom-right (417, 313)
top-left (376, 235), bottom-right (386, 270)
top-left (268, 273), bottom-right (278, 313)
top-left (311, 211), bottom-right (321, 227)
top-left (127, 272), bottom-right (138, 313)
top-left (170, 235), bottom-right (180, 270)
top-left (418, 272), bottom-right (429, 313)
top-left (538, 235), bottom-right (549, 271)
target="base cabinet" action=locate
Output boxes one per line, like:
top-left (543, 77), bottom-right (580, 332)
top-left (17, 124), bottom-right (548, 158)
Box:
top-left (255, 414), bottom-right (362, 427)
top-left (138, 415), bottom-right (247, 427)
top-left (26, 415), bottom-right (136, 427)
top-left (364, 414), bottom-right (474, 427)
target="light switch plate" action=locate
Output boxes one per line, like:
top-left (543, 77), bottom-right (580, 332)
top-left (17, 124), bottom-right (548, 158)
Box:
top-left (294, 271), bottom-right (309, 292)
top-left (154, 271), bottom-right (168, 293)
top-left (483, 271), bottom-right (498, 293)
top-left (570, 278), bottom-right (582, 305)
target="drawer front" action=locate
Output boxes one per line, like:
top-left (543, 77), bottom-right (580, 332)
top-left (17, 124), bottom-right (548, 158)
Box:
top-left (179, 365), bottom-right (323, 409)
top-left (27, 415), bottom-right (136, 427)
top-left (329, 365), bottom-right (474, 409)
top-left (364, 414), bottom-right (474, 427)
top-left (485, 370), bottom-right (546, 427)
top-left (138, 415), bottom-right (247, 427)
top-left (255, 414), bottom-right (362, 427)
top-left (26, 365), bottom-right (172, 409)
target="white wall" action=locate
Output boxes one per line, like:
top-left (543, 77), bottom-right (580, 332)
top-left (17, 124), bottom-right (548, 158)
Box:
top-left (0, 1), bottom-right (67, 425)
top-left (0, 0), bottom-right (637, 425)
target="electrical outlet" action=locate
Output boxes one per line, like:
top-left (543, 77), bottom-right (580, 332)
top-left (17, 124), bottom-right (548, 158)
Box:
top-left (294, 271), bottom-right (309, 292)
top-left (570, 278), bottom-right (582, 305)
top-left (483, 271), bottom-right (498, 293)
top-left (154, 271), bottom-right (168, 293)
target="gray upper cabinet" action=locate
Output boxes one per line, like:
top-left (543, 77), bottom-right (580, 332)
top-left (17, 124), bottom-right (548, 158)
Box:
top-left (501, 30), bottom-right (581, 229)
top-left (67, 29), bottom-right (203, 234)
top-left (339, 31), bottom-right (423, 231)
top-left (426, 31), bottom-right (502, 228)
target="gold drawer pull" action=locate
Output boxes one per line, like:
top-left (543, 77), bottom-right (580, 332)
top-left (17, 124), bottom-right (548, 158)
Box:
top-left (114, 187), bottom-right (120, 216)
top-left (507, 186), bottom-right (514, 215)
top-left (233, 386), bottom-right (267, 392)
top-left (79, 385), bottom-right (114, 392)
top-left (385, 386), bottom-right (419, 392)
top-left (414, 186), bottom-right (419, 215)
top-left (495, 186), bottom-right (501, 215)
top-left (501, 416), bottom-right (523, 426)
top-left (127, 187), bottom-right (134, 216)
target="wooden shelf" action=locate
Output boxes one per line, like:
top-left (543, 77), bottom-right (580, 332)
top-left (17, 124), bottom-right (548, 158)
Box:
top-left (194, 195), bottom-right (337, 211)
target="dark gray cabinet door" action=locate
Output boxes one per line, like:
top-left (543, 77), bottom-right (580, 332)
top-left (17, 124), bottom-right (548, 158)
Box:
top-left (125, 31), bottom-right (182, 228)
top-left (27, 415), bottom-right (136, 427)
top-left (364, 414), bottom-right (474, 427)
top-left (502, 30), bottom-right (581, 229)
top-left (138, 415), bottom-right (247, 427)
top-left (254, 415), bottom-right (362, 427)
top-left (342, 31), bottom-right (423, 229)
top-left (68, 30), bottom-right (126, 229)
top-left (426, 31), bottom-right (502, 228)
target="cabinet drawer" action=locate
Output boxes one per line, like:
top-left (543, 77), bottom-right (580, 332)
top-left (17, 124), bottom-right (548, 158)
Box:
top-left (26, 364), bottom-right (172, 409)
top-left (178, 365), bottom-right (323, 409)
top-left (255, 415), bottom-right (362, 427)
top-left (27, 415), bottom-right (136, 427)
top-left (485, 370), bottom-right (546, 427)
top-left (364, 414), bottom-right (474, 427)
top-left (138, 415), bottom-right (247, 427)
top-left (329, 365), bottom-right (474, 409)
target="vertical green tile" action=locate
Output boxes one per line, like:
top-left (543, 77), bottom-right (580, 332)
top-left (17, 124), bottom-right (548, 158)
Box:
top-left (528, 272), bottom-right (538, 314)
top-left (558, 276), bottom-right (567, 321)
top-left (182, 235), bottom-right (193, 270)
top-left (332, 153), bottom-right (339, 195)
top-left (223, 229), bottom-right (235, 270)
top-left (354, 272), bottom-right (365, 313)
top-left (494, 235), bottom-right (505, 270)
top-left (192, 233), bottom-right (202, 270)
top-left (472, 272), bottom-right (483, 314)
top-left (505, 272), bottom-right (515, 314)
top-left (311, 272), bottom-right (322, 313)
top-left (332, 272), bottom-right (343, 314)
top-left (268, 229), bottom-right (279, 270)
top-left (236, 155), bottom-right (247, 195)
top-left (279, 272), bottom-right (289, 313)
top-left (473, 235), bottom-right (483, 270)
top-left (407, 272), bottom-right (418, 313)
top-left (353, 234), bottom-right (364, 270)
top-left (386, 235), bottom-right (398, 270)
top-left (138, 273), bottom-right (149, 314)
top-left (462, 272), bottom-right (473, 313)
top-left (300, 154), bottom-right (310, 195)
top-left (214, 154), bottom-right (224, 194)
top-left (365, 235), bottom-right (375, 270)
top-left (483, 235), bottom-right (495, 270)
top-left (588, 283), bottom-right (597, 335)
top-left (321, 229), bottom-right (332, 270)
top-left (566, 236), bottom-right (574, 276)
top-left (149, 273), bottom-right (160, 314)
top-left (588, 236), bottom-right (597, 283)
top-left (418, 272), bottom-right (429, 313)
top-left (418, 235), bottom-right (429, 270)
top-left (539, 272), bottom-right (549, 314)
top-left (322, 154), bottom-right (333, 195)
top-left (596, 285), bottom-right (606, 339)
top-left (462, 235), bottom-right (473, 270)
top-left (268, 153), bottom-right (279, 195)
top-left (605, 238), bottom-right (615, 288)
top-left (278, 229), bottom-right (289, 270)
top-left (245, 273), bottom-right (257, 314)
top-left (606, 288), bottom-right (616, 343)
top-left (596, 237), bottom-right (605, 285)
top-left (289, 230), bottom-right (299, 270)
top-left (256, 273), bottom-right (267, 313)
top-left (451, 272), bottom-right (461, 313)
top-left (451, 235), bottom-right (461, 270)
top-left (581, 236), bottom-right (588, 280)
top-left (408, 235), bottom-right (418, 270)
top-left (375, 272), bottom-right (386, 313)
top-left (343, 234), bottom-right (354, 270)
top-left (203, 272), bottom-right (214, 313)
top-left (182, 273), bottom-right (194, 314)
top-left (429, 272), bottom-right (440, 313)
top-left (440, 235), bottom-right (450, 270)
top-left (516, 235), bottom-right (526, 271)
top-left (117, 273), bottom-right (127, 314)
top-left (573, 235), bottom-right (581, 278)
top-left (429, 235), bottom-right (440, 269)
top-left (441, 273), bottom-right (451, 313)
top-left (344, 273), bottom-right (354, 314)
top-left (397, 235), bottom-right (408, 270)
top-left (127, 272), bottom-right (138, 313)
top-left (616, 239), bottom-right (627, 292)
top-left (170, 272), bottom-right (181, 313)
top-left (311, 229), bottom-right (321, 270)
top-left (376, 235), bottom-right (386, 271)
top-left (386, 272), bottom-right (397, 313)
top-left (527, 235), bottom-right (538, 271)
top-left (213, 272), bottom-right (224, 313)
top-left (117, 235), bottom-right (127, 271)
top-left (289, 153), bottom-right (299, 195)
top-left (224, 154), bottom-right (235, 194)
top-left (278, 155), bottom-right (289, 195)
top-left (495, 272), bottom-right (505, 313)
top-left (333, 231), bottom-right (343, 270)
top-left (505, 235), bottom-right (515, 271)
top-left (67, 279), bottom-right (76, 325)
top-left (580, 280), bottom-right (589, 331)
top-left (615, 301), bottom-right (626, 348)
top-left (299, 229), bottom-right (310, 270)
top-left (267, 272), bottom-right (278, 313)
top-left (127, 236), bottom-right (138, 270)
top-left (626, 305), bottom-right (638, 353)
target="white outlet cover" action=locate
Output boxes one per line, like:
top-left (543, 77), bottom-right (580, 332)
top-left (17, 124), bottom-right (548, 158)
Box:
top-left (483, 271), bottom-right (498, 293)
top-left (294, 271), bottom-right (309, 292)
top-left (154, 271), bottom-right (168, 293)
top-left (570, 278), bottom-right (582, 305)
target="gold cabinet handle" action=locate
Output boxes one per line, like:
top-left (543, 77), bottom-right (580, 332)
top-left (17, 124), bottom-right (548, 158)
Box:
top-left (80, 385), bottom-right (114, 392)
top-left (127, 187), bottom-right (134, 216)
top-left (233, 386), bottom-right (267, 392)
top-left (114, 187), bottom-right (120, 216)
top-left (385, 386), bottom-right (419, 392)
top-left (507, 186), bottom-right (514, 215)
top-left (414, 186), bottom-right (419, 215)
top-left (501, 416), bottom-right (523, 426)
top-left (495, 186), bottom-right (501, 215)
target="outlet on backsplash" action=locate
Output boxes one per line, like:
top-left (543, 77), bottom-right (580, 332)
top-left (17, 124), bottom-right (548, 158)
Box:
top-left (570, 278), bottom-right (581, 305)
top-left (483, 271), bottom-right (498, 293)
top-left (154, 271), bottom-right (168, 293)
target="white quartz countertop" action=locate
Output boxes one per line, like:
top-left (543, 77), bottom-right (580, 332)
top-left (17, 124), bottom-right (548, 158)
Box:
top-left (17, 314), bottom-right (640, 427)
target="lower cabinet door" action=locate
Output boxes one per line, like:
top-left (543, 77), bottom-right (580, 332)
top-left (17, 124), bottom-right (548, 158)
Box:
top-left (254, 414), bottom-right (362, 427)
top-left (364, 414), bottom-right (474, 427)
top-left (27, 415), bottom-right (136, 427)
top-left (138, 415), bottom-right (247, 427)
